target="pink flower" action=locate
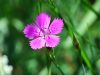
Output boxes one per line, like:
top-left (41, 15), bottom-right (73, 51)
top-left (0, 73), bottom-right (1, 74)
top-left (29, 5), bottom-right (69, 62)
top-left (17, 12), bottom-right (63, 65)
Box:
top-left (23, 12), bottom-right (64, 49)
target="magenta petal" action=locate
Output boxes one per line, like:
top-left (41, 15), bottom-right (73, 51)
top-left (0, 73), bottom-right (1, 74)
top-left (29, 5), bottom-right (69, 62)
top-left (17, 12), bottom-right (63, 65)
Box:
top-left (30, 37), bottom-right (45, 49)
top-left (45, 35), bottom-right (60, 47)
top-left (36, 12), bottom-right (51, 29)
top-left (49, 18), bottom-right (64, 34)
top-left (23, 24), bottom-right (42, 39)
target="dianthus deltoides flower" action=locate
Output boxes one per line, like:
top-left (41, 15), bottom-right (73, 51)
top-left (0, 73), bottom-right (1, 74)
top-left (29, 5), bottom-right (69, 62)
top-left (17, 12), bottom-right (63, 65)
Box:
top-left (23, 12), bottom-right (64, 49)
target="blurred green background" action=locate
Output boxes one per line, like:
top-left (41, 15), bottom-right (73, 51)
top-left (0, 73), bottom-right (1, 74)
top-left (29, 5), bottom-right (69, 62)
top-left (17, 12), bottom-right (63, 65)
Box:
top-left (0, 0), bottom-right (100, 75)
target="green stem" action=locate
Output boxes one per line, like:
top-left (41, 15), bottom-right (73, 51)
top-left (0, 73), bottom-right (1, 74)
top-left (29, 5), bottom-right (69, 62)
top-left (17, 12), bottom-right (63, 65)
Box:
top-left (46, 47), bottom-right (65, 75)
top-left (46, 48), bottom-right (52, 75)
top-left (50, 54), bottom-right (65, 75)
top-left (48, 64), bottom-right (51, 75)
top-left (48, 55), bottom-right (51, 75)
